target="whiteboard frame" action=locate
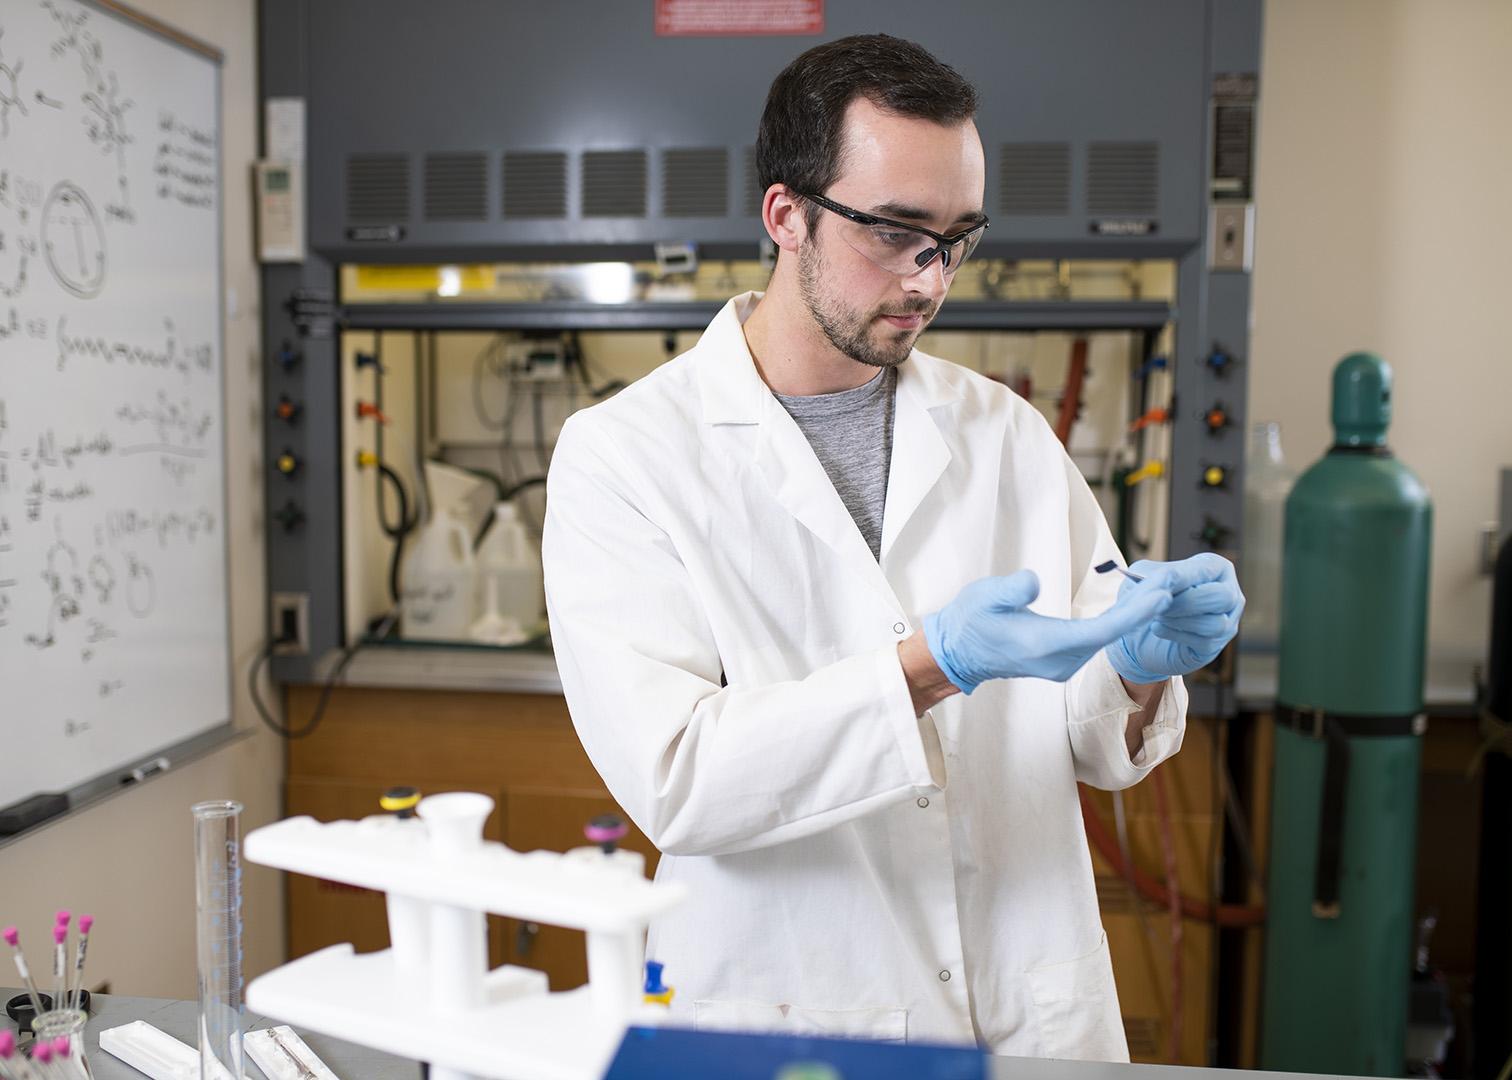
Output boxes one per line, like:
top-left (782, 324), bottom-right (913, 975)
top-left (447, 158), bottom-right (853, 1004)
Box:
top-left (0, 0), bottom-right (236, 842)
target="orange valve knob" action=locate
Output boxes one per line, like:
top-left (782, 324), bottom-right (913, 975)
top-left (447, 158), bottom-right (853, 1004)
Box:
top-left (1204, 405), bottom-right (1229, 433)
top-left (355, 401), bottom-right (390, 424)
top-left (275, 396), bottom-right (302, 424)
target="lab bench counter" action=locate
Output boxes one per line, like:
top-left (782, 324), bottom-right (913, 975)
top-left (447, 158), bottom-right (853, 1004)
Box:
top-left (0, 989), bottom-right (415, 1080)
top-left (312, 643), bottom-right (563, 694)
top-left (2, 989), bottom-right (1373, 1080)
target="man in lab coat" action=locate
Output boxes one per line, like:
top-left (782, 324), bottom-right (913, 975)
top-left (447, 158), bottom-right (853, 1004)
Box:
top-left (543, 34), bottom-right (1243, 1061)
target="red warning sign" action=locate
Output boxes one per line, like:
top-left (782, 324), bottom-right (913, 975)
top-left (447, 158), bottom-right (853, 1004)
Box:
top-left (655, 0), bottom-right (824, 37)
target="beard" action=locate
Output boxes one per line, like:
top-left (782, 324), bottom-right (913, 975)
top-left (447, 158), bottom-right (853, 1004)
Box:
top-left (796, 236), bottom-right (935, 369)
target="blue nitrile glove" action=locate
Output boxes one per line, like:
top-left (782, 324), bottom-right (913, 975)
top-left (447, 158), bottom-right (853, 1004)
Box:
top-left (924, 569), bottom-right (1175, 694)
top-left (1105, 553), bottom-right (1245, 684)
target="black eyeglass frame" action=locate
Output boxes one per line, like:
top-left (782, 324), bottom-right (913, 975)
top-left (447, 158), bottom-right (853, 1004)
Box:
top-left (795, 190), bottom-right (990, 272)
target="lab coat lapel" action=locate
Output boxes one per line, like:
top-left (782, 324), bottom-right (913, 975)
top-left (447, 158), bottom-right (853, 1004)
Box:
top-left (752, 393), bottom-right (881, 575)
top-left (880, 354), bottom-right (956, 561)
top-left (695, 293), bottom-right (896, 599)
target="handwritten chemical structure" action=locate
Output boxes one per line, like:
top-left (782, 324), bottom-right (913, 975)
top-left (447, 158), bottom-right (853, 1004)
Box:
top-left (0, 28), bottom-right (29, 139)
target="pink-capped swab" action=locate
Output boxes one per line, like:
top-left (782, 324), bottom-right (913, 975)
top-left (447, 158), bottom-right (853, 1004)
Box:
top-left (32, 1041), bottom-right (53, 1080)
top-left (0, 1030), bottom-right (18, 1080)
top-left (50, 1038), bottom-right (79, 1080)
top-left (68, 917), bottom-right (93, 1013)
top-left (1, 1034), bottom-right (43, 1080)
top-left (3, 928), bottom-right (46, 1018)
top-left (51, 925), bottom-right (67, 1015)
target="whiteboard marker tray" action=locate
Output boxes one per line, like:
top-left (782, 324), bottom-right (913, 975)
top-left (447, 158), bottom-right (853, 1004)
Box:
top-left (246, 946), bottom-right (625, 1080)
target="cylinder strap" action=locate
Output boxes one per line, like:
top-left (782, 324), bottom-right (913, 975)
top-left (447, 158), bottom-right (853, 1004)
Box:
top-left (1275, 706), bottom-right (1425, 918)
top-left (1275, 705), bottom-right (1426, 739)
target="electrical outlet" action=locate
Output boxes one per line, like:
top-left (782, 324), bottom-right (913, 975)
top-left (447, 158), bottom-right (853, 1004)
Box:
top-left (271, 592), bottom-right (310, 656)
top-left (1208, 203), bottom-right (1254, 272)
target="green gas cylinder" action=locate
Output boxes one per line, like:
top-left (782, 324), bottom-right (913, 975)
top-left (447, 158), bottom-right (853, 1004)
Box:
top-left (1260, 353), bottom-right (1432, 1075)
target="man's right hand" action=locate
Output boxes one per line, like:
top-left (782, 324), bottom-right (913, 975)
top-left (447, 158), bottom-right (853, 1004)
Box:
top-left (922, 570), bottom-right (1173, 695)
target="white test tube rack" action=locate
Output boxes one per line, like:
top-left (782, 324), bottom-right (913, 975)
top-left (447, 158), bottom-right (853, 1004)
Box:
top-left (243, 793), bottom-right (685, 1080)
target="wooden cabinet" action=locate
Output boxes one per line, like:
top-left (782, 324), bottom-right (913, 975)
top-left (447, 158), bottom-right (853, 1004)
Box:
top-left (283, 685), bottom-right (657, 991)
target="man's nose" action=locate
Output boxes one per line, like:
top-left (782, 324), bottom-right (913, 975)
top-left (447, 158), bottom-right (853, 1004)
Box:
top-left (903, 251), bottom-right (951, 301)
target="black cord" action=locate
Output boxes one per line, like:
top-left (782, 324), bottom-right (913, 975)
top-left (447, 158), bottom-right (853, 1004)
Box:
top-left (375, 462), bottom-right (413, 603)
top-left (472, 336), bottom-right (509, 430)
top-left (248, 614), bottom-right (396, 740)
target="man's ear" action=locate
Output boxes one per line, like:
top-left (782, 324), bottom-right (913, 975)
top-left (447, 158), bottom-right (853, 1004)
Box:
top-left (762, 184), bottom-right (808, 255)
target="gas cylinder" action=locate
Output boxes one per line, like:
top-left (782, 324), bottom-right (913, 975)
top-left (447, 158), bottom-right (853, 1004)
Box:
top-left (1261, 352), bottom-right (1432, 1076)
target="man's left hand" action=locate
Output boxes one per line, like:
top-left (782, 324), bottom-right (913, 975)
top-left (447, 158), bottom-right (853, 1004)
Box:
top-left (1105, 553), bottom-right (1245, 683)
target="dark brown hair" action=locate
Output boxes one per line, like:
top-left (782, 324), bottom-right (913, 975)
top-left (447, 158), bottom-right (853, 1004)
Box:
top-left (755, 34), bottom-right (979, 230)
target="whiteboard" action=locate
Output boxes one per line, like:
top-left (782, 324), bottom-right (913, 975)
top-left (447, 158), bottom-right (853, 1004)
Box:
top-left (0, 0), bottom-right (228, 811)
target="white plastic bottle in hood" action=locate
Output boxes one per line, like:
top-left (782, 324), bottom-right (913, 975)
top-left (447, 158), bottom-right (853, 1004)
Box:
top-left (470, 502), bottom-right (544, 645)
top-left (400, 510), bottom-right (476, 641)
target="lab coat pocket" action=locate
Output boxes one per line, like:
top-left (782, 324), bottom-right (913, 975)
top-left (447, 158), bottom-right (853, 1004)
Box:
top-left (694, 1000), bottom-right (908, 1043)
top-left (1025, 932), bottom-right (1128, 1061)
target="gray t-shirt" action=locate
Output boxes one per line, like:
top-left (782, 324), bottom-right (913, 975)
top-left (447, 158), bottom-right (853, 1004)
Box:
top-left (774, 366), bottom-right (897, 560)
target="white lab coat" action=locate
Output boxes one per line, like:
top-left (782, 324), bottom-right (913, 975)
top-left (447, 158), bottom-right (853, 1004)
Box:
top-left (542, 292), bottom-right (1187, 1060)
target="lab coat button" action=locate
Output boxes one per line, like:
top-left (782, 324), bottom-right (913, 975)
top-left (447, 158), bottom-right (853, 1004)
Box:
top-left (938, 970), bottom-right (951, 982)
top-left (916, 797), bottom-right (930, 809)
top-left (893, 621), bottom-right (906, 634)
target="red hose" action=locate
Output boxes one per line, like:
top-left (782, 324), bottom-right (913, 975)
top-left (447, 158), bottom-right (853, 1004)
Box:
top-left (1078, 786), bottom-right (1266, 928)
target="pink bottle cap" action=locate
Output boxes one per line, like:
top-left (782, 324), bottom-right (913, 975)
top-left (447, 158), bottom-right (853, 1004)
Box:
top-left (0, 1030), bottom-right (14, 1057)
top-left (55, 910), bottom-right (71, 926)
top-left (79, 915), bottom-right (94, 934)
top-left (53, 924), bottom-right (67, 944)
top-left (34, 1043), bottom-right (53, 1064)
top-left (2, 927), bottom-right (17, 947)
top-left (52, 1038), bottom-right (71, 1058)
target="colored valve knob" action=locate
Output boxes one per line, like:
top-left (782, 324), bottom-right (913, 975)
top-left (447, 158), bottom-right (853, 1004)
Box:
top-left (1194, 516), bottom-right (1232, 548)
top-left (1124, 460), bottom-right (1165, 487)
top-left (275, 448), bottom-right (301, 477)
top-left (1201, 464), bottom-right (1228, 489)
top-left (354, 351), bottom-right (383, 371)
top-left (1129, 407), bottom-right (1170, 433)
top-left (276, 341), bottom-right (301, 371)
top-left (355, 401), bottom-right (390, 424)
top-left (275, 396), bottom-right (302, 424)
top-left (1204, 404), bottom-right (1230, 433)
top-left (274, 499), bottom-right (305, 533)
top-left (585, 813), bottom-right (629, 855)
top-left (1206, 347), bottom-right (1236, 375)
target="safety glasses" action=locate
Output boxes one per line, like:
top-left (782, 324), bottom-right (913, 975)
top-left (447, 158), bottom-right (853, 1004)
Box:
top-left (798, 191), bottom-right (989, 277)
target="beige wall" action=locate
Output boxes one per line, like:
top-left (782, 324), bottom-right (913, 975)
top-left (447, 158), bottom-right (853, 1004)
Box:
top-left (1251, 0), bottom-right (1512, 666)
top-left (0, 0), bottom-right (282, 998)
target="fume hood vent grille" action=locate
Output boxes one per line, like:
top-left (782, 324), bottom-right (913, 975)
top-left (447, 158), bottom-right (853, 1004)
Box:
top-left (502, 151), bottom-right (568, 219)
top-left (345, 154), bottom-right (410, 223)
top-left (663, 148), bottom-right (728, 217)
top-left (742, 146), bottom-right (763, 217)
top-left (582, 150), bottom-right (648, 217)
top-left (423, 152), bottom-right (488, 221)
top-left (999, 143), bottom-right (1070, 215)
top-left (1087, 141), bottom-right (1158, 216)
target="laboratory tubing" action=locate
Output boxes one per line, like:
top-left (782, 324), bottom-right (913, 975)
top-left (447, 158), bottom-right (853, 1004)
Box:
top-left (193, 801), bottom-right (245, 1080)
